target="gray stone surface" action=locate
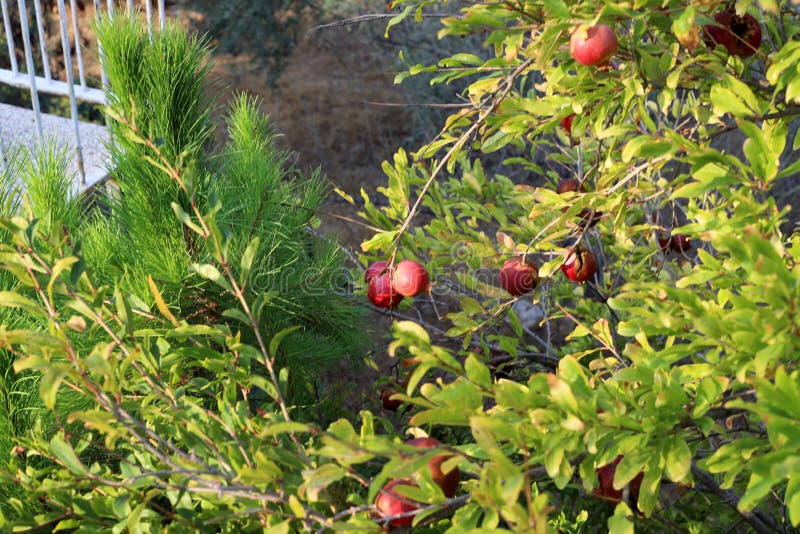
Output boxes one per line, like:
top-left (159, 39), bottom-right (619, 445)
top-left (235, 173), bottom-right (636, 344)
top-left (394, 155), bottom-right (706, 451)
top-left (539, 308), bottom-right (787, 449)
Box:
top-left (0, 102), bottom-right (110, 191)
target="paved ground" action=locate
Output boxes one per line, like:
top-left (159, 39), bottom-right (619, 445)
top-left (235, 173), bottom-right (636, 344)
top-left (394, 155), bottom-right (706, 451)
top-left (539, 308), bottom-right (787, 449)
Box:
top-left (0, 102), bottom-right (110, 191)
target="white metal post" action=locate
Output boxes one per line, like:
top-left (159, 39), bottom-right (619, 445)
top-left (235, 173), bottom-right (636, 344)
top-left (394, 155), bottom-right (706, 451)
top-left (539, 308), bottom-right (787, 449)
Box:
top-left (94, 0), bottom-right (108, 100)
top-left (32, 0), bottom-right (52, 80)
top-left (57, 0), bottom-right (85, 184)
top-left (69, 0), bottom-right (86, 88)
top-left (1, 0), bottom-right (19, 73)
top-left (158, 0), bottom-right (165, 29)
top-left (145, 0), bottom-right (152, 37)
top-left (16, 0), bottom-right (43, 139)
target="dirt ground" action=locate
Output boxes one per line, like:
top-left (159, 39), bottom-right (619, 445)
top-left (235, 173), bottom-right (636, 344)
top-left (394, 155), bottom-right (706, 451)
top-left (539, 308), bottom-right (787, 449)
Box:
top-left (177, 5), bottom-right (415, 247)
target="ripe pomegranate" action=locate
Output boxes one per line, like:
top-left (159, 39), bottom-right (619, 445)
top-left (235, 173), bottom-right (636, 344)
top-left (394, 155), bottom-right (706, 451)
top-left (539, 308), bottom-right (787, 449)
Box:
top-left (406, 437), bottom-right (461, 498)
top-left (365, 260), bottom-right (388, 282)
top-left (671, 234), bottom-right (691, 253)
top-left (561, 248), bottom-right (598, 283)
top-left (594, 456), bottom-right (644, 506)
top-left (368, 274), bottom-right (403, 309)
top-left (500, 256), bottom-right (539, 296)
top-left (561, 113), bottom-right (576, 134)
top-left (392, 260), bottom-right (430, 297)
top-left (703, 11), bottom-right (761, 58)
top-left (380, 388), bottom-right (402, 412)
top-left (375, 479), bottom-right (421, 528)
top-left (380, 380), bottom-right (407, 412)
top-left (659, 234), bottom-right (691, 253)
top-left (570, 23), bottom-right (618, 66)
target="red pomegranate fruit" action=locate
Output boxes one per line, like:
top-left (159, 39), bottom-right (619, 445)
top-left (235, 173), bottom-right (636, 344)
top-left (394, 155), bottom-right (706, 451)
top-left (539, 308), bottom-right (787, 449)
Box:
top-left (570, 23), bottom-right (619, 66)
top-left (392, 260), bottom-right (430, 297)
top-left (368, 273), bottom-right (403, 309)
top-left (375, 479), bottom-right (421, 528)
top-left (500, 257), bottom-right (539, 296)
top-left (406, 437), bottom-right (461, 498)
top-left (561, 248), bottom-right (598, 283)
top-left (703, 11), bottom-right (761, 58)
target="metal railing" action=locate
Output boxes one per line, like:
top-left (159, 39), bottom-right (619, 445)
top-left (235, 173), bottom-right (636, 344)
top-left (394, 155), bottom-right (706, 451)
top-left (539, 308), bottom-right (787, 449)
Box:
top-left (0, 0), bottom-right (166, 185)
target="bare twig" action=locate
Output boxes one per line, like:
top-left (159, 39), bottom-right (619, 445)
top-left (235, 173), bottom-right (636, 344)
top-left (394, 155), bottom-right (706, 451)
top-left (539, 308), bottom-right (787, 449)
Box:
top-left (390, 58), bottom-right (536, 253)
top-left (308, 13), bottom-right (455, 33)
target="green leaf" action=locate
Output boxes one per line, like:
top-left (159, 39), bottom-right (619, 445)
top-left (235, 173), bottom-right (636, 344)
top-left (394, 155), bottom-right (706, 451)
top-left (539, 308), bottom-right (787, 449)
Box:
top-left (787, 76), bottom-right (800, 104)
top-left (538, 256), bottom-right (563, 279)
top-left (676, 269), bottom-right (718, 288)
top-left (241, 236), bottom-right (259, 284)
top-left (787, 474), bottom-right (800, 527)
top-left (48, 256), bottom-right (78, 301)
top-left (607, 502), bottom-right (634, 534)
top-left (361, 230), bottom-right (399, 252)
top-left (147, 275), bottom-right (178, 325)
top-left (300, 464), bottom-right (347, 502)
top-left (738, 120), bottom-right (779, 182)
top-left (755, 0), bottom-right (778, 13)
top-left (258, 422), bottom-right (311, 438)
top-left (269, 325), bottom-right (302, 360)
top-left (739, 471), bottom-right (781, 512)
top-left (171, 202), bottom-right (204, 235)
top-left (40, 365), bottom-right (69, 410)
top-left (0, 291), bottom-right (45, 317)
top-left (190, 263), bottom-right (233, 292)
top-left (663, 436), bottom-right (692, 482)
top-left (541, 0), bottom-right (571, 19)
top-left (50, 434), bottom-right (86, 475)
top-left (621, 136), bottom-right (672, 163)
top-left (548, 374), bottom-right (578, 413)
top-left (384, 4), bottom-right (413, 38)
top-left (221, 308), bottom-right (250, 324)
top-left (710, 85), bottom-right (754, 118)
top-left (671, 6), bottom-right (696, 43)
top-left (114, 285), bottom-right (134, 338)
top-left (465, 353), bottom-right (491, 389)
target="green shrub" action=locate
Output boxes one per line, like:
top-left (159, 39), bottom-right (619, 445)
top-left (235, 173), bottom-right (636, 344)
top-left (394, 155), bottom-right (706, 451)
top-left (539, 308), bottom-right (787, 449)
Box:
top-left (0, 15), bottom-right (366, 526)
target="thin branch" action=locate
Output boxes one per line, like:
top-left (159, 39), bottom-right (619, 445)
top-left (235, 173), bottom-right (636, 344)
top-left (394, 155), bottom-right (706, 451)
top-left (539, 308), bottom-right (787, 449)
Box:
top-left (390, 57), bottom-right (535, 253)
top-left (364, 100), bottom-right (473, 109)
top-left (308, 13), bottom-right (455, 33)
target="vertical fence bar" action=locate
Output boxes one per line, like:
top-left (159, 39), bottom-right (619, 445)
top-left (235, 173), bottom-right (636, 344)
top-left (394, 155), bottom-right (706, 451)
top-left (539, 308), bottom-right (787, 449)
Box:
top-left (57, 0), bottom-right (85, 184)
top-left (126, 0), bottom-right (133, 13)
top-left (1, 0), bottom-right (19, 72)
top-left (158, 0), bottom-right (164, 29)
top-left (32, 0), bottom-right (51, 80)
top-left (106, 0), bottom-right (114, 19)
top-left (17, 0), bottom-right (43, 139)
top-left (94, 0), bottom-right (108, 99)
top-left (69, 0), bottom-right (86, 88)
top-left (145, 0), bottom-right (152, 38)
